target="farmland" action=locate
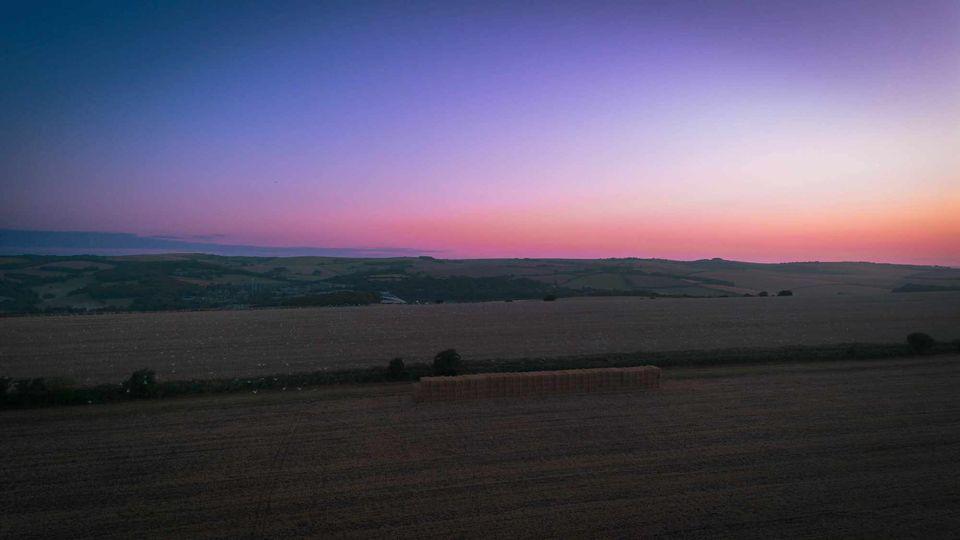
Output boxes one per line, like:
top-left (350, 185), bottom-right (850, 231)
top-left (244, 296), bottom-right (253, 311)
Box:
top-left (2, 356), bottom-right (959, 537)
top-left (2, 292), bottom-right (959, 384)
top-left (0, 293), bottom-right (960, 384)
top-left (4, 253), bottom-right (960, 315)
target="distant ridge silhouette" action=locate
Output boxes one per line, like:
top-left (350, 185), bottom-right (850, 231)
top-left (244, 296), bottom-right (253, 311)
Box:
top-left (0, 229), bottom-right (431, 258)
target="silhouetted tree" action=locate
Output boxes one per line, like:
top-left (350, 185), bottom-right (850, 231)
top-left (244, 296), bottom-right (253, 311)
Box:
top-left (388, 358), bottom-right (406, 380)
top-left (907, 333), bottom-right (935, 353)
top-left (124, 369), bottom-right (159, 398)
top-left (433, 349), bottom-right (461, 376)
top-left (777, 290), bottom-right (794, 296)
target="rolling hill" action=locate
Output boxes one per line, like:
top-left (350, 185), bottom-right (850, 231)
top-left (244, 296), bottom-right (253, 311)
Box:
top-left (1, 254), bottom-right (957, 315)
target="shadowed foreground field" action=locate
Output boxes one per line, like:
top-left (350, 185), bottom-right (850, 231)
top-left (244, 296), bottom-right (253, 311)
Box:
top-left (2, 356), bottom-right (959, 537)
top-left (2, 292), bottom-right (959, 383)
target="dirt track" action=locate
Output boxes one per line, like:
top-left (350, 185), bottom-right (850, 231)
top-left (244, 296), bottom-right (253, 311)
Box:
top-left (3, 356), bottom-right (959, 537)
top-left (2, 292), bottom-right (959, 383)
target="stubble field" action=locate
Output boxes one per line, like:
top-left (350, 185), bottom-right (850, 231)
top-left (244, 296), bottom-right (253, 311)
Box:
top-left (2, 356), bottom-right (959, 537)
top-left (2, 292), bottom-right (959, 384)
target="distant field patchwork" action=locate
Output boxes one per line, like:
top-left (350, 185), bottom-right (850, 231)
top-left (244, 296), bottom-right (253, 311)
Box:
top-left (5, 253), bottom-right (960, 315)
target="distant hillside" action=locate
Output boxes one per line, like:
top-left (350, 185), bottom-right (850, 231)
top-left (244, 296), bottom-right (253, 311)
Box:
top-left (1, 253), bottom-right (957, 315)
top-left (0, 229), bottom-right (428, 258)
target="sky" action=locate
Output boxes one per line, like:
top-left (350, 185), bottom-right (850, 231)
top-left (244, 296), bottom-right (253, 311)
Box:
top-left (2, 1), bottom-right (958, 264)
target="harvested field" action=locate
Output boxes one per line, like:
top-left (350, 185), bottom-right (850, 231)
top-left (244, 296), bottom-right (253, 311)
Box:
top-left (2, 356), bottom-right (959, 537)
top-left (1, 292), bottom-right (959, 384)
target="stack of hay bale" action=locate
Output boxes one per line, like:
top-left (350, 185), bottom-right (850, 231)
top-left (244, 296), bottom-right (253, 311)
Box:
top-left (413, 366), bottom-right (661, 402)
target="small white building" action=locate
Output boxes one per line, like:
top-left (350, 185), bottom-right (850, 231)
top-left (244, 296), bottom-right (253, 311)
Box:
top-left (379, 292), bottom-right (407, 304)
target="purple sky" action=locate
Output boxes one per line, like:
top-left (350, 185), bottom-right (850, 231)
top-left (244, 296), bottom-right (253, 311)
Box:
top-left (2, 1), bottom-right (958, 263)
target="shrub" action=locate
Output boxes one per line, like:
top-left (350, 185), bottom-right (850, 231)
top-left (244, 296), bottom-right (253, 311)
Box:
top-left (758, 291), bottom-right (769, 297)
top-left (388, 358), bottom-right (406, 380)
top-left (124, 369), bottom-right (159, 398)
top-left (907, 333), bottom-right (935, 353)
top-left (0, 377), bottom-right (77, 405)
top-left (24, 378), bottom-right (49, 399)
top-left (38, 377), bottom-right (78, 404)
top-left (433, 349), bottom-right (461, 376)
top-left (543, 294), bottom-right (557, 301)
top-left (777, 290), bottom-right (794, 296)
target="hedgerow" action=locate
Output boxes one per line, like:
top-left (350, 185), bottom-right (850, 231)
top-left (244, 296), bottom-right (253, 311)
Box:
top-left (3, 339), bottom-right (955, 409)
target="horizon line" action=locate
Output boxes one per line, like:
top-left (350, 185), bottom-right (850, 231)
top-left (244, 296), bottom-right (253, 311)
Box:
top-left (1, 228), bottom-right (957, 268)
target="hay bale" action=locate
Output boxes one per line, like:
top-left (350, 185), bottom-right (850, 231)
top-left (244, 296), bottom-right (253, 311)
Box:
top-left (463, 376), bottom-right (476, 400)
top-left (497, 373), bottom-right (510, 397)
top-left (578, 369), bottom-right (591, 393)
top-left (413, 366), bottom-right (661, 402)
top-left (505, 373), bottom-right (516, 396)
top-left (476, 374), bottom-right (488, 398)
top-left (496, 373), bottom-right (510, 397)
top-left (476, 374), bottom-right (490, 399)
top-left (620, 366), bottom-right (661, 388)
top-left (422, 378), bottom-right (435, 401)
top-left (613, 368), bottom-right (625, 390)
top-left (544, 372), bottom-right (559, 394)
top-left (598, 369), bottom-right (613, 391)
top-left (534, 372), bottom-right (547, 394)
top-left (519, 372), bottom-right (534, 395)
top-left (540, 372), bottom-right (552, 394)
top-left (544, 372), bottom-right (556, 394)
top-left (441, 377), bottom-right (455, 401)
top-left (414, 378), bottom-right (431, 402)
top-left (485, 373), bottom-right (499, 398)
top-left (612, 368), bottom-right (626, 389)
